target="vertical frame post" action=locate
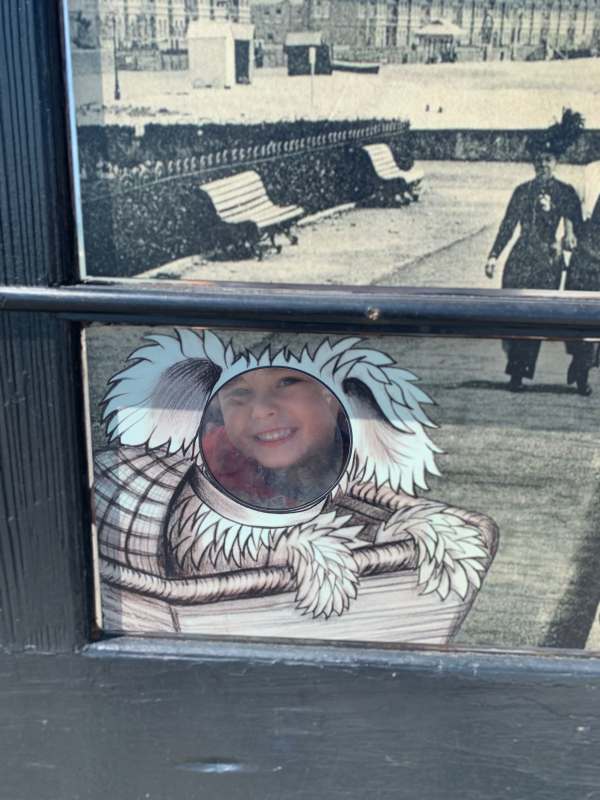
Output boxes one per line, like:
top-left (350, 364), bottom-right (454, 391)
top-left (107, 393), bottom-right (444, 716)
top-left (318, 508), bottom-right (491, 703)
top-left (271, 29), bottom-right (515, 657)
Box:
top-left (0, 1), bottom-right (92, 651)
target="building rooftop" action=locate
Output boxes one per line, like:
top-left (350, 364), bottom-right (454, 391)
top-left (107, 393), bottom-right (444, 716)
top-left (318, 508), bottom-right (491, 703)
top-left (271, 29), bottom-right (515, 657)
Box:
top-left (284, 31), bottom-right (324, 47)
top-left (414, 19), bottom-right (466, 38)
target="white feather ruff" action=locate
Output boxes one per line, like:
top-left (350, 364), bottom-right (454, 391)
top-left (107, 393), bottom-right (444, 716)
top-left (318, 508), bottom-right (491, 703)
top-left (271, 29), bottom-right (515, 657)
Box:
top-left (102, 330), bottom-right (441, 495)
top-left (379, 501), bottom-right (489, 601)
top-left (168, 497), bottom-right (275, 570)
top-left (283, 513), bottom-right (363, 618)
top-left (168, 492), bottom-right (364, 618)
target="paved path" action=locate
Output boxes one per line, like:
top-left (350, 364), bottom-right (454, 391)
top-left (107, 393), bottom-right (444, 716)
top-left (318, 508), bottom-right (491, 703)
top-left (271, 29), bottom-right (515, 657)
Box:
top-left (143, 161), bottom-right (586, 289)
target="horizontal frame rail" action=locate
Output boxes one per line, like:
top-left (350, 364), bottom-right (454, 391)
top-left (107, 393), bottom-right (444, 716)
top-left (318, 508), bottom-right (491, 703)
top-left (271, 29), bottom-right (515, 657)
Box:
top-left (87, 636), bottom-right (600, 676)
top-left (2, 282), bottom-right (600, 337)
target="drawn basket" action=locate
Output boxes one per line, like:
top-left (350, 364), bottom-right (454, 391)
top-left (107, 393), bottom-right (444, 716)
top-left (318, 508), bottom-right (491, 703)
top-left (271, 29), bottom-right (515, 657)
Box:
top-left (99, 481), bottom-right (498, 646)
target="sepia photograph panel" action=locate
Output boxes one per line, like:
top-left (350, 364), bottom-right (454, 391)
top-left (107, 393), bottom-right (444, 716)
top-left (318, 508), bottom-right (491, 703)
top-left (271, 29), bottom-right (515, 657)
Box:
top-left (68, 0), bottom-right (600, 289)
top-left (87, 324), bottom-right (600, 650)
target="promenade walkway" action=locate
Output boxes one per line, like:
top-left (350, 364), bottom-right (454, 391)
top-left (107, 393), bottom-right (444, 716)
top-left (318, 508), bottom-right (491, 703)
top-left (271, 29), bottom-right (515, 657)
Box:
top-left (143, 160), bottom-right (586, 289)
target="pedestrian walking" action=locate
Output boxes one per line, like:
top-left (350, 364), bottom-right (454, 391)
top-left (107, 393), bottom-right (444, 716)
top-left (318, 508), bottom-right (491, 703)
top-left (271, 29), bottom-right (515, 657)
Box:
top-left (485, 110), bottom-right (584, 392)
top-left (564, 190), bottom-right (600, 396)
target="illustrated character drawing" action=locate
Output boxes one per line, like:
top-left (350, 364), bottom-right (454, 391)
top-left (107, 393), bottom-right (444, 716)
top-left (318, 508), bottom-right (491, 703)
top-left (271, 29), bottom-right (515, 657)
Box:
top-left (95, 331), bottom-right (498, 642)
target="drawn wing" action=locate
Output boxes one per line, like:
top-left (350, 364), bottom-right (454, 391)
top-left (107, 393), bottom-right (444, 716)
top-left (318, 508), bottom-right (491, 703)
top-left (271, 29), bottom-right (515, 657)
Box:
top-left (304, 338), bottom-right (442, 495)
top-left (102, 329), bottom-right (234, 457)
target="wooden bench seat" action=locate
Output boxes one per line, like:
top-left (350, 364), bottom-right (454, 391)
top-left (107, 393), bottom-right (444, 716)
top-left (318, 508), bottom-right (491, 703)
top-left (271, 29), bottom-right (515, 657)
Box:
top-left (201, 170), bottom-right (304, 259)
top-left (361, 143), bottom-right (424, 203)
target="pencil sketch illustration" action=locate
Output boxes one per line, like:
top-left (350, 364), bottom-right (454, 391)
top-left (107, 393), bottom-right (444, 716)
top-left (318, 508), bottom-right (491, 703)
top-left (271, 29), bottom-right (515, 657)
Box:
top-left (95, 330), bottom-right (498, 643)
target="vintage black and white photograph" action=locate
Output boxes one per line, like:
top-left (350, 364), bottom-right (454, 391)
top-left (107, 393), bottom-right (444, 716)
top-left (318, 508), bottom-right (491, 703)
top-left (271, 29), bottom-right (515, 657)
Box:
top-left (67, 0), bottom-right (600, 289)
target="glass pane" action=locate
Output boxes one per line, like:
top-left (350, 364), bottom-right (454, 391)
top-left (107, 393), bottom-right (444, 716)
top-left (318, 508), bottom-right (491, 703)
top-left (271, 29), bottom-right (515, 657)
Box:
top-left (201, 368), bottom-right (351, 511)
top-left (64, 1), bottom-right (600, 291)
top-left (86, 324), bottom-right (600, 651)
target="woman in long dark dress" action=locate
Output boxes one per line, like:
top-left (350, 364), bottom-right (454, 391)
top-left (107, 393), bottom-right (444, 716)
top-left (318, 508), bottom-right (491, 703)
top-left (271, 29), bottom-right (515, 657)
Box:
top-left (485, 112), bottom-right (584, 391)
top-left (564, 194), bottom-right (600, 395)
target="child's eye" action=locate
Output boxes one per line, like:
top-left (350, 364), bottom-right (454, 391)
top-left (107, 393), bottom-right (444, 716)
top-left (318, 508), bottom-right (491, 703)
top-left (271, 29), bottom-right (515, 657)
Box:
top-left (278, 376), bottom-right (303, 388)
top-left (223, 390), bottom-right (251, 406)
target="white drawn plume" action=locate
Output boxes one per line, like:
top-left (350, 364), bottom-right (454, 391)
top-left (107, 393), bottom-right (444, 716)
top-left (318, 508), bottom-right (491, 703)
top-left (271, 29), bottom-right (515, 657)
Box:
top-left (378, 500), bottom-right (490, 601)
top-left (283, 513), bottom-right (363, 618)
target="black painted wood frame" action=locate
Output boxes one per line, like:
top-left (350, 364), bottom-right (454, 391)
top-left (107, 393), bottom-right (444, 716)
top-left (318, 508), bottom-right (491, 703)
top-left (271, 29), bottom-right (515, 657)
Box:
top-left (0, 0), bottom-right (91, 653)
top-left (2, 2), bottom-right (600, 798)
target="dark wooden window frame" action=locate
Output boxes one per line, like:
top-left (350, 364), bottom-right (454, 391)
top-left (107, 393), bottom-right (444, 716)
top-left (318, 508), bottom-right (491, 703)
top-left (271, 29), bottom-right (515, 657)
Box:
top-left (2, 3), bottom-right (600, 798)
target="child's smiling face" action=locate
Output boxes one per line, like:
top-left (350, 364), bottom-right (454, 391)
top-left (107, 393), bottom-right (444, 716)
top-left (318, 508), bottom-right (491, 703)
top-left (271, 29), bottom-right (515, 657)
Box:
top-left (217, 368), bottom-right (342, 470)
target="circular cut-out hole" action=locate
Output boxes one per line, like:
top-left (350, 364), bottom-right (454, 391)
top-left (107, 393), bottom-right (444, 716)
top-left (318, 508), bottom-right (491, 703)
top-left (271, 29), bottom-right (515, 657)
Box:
top-left (200, 367), bottom-right (351, 512)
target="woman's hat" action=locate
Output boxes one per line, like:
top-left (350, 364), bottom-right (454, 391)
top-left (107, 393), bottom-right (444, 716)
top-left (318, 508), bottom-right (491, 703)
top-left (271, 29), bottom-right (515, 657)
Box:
top-left (526, 108), bottom-right (585, 158)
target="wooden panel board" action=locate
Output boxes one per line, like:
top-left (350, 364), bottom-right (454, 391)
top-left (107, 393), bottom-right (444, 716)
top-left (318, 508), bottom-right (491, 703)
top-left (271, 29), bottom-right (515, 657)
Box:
top-left (2, 649), bottom-right (600, 800)
top-left (0, 0), bottom-right (90, 651)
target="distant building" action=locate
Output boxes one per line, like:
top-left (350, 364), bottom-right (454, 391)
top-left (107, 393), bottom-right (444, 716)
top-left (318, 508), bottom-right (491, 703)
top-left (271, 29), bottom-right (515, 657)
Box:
top-left (187, 0), bottom-right (255, 86)
top-left (185, 0), bottom-right (251, 24)
top-left (252, 0), bottom-right (308, 47)
top-left (284, 29), bottom-right (332, 72)
top-left (70, 0), bottom-right (600, 64)
top-left (69, 0), bottom-right (187, 51)
top-left (413, 18), bottom-right (464, 61)
top-left (252, 0), bottom-right (600, 63)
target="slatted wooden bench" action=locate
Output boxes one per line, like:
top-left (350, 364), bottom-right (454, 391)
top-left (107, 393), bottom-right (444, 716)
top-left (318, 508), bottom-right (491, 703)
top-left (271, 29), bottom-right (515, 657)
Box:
top-left (361, 143), bottom-right (424, 204)
top-left (200, 170), bottom-right (304, 259)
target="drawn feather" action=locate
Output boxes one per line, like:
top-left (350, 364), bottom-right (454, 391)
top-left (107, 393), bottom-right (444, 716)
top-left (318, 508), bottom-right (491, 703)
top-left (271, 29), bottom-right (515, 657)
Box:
top-left (379, 503), bottom-right (489, 601)
top-left (102, 330), bottom-right (225, 456)
top-left (282, 513), bottom-right (363, 618)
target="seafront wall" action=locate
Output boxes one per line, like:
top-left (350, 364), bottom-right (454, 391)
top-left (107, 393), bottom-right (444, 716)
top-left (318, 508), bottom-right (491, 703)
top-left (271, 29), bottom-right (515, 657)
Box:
top-left (409, 128), bottom-right (600, 164)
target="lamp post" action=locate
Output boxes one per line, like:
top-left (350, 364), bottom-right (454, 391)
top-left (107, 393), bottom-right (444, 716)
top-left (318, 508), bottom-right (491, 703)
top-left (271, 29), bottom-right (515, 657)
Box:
top-left (308, 45), bottom-right (316, 109)
top-left (112, 15), bottom-right (121, 101)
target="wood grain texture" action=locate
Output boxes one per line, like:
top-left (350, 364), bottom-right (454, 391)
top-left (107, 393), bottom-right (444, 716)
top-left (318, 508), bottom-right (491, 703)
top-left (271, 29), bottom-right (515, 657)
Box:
top-left (2, 649), bottom-right (600, 800)
top-left (0, 0), bottom-right (91, 652)
top-left (0, 0), bottom-right (76, 286)
top-left (0, 313), bottom-right (92, 651)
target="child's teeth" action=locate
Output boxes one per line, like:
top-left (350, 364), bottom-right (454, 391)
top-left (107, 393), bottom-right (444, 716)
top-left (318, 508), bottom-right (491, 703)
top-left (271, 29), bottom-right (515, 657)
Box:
top-left (257, 429), bottom-right (292, 441)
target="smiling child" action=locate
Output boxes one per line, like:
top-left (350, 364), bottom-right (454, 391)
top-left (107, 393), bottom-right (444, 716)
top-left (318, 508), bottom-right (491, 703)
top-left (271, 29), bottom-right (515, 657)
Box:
top-left (201, 368), bottom-right (348, 510)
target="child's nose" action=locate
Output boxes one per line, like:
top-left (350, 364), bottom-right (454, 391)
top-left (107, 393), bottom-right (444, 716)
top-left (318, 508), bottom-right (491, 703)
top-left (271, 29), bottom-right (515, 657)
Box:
top-left (251, 395), bottom-right (278, 418)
